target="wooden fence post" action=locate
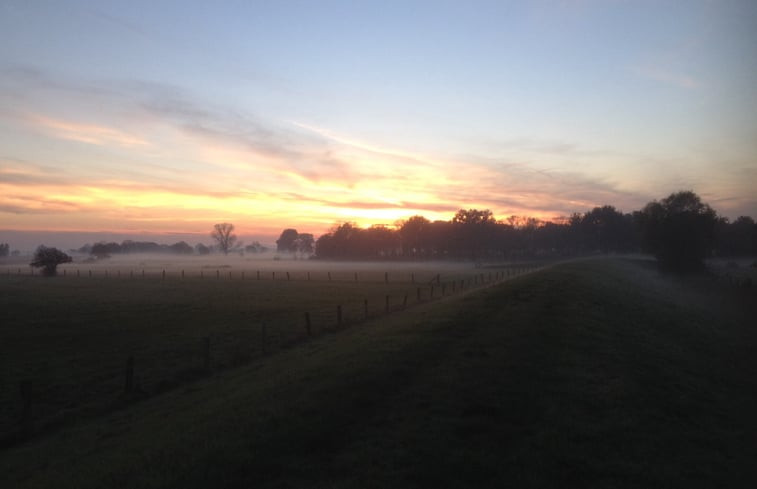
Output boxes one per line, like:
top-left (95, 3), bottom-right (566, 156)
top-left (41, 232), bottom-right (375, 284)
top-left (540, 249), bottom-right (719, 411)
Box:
top-left (305, 312), bottom-right (312, 336)
top-left (124, 355), bottom-right (134, 395)
top-left (307, 271), bottom-right (311, 281)
top-left (162, 270), bottom-right (166, 280)
top-left (216, 270), bottom-right (220, 279)
top-left (89, 270), bottom-right (92, 277)
top-left (229, 271), bottom-right (232, 279)
top-left (403, 294), bottom-right (408, 308)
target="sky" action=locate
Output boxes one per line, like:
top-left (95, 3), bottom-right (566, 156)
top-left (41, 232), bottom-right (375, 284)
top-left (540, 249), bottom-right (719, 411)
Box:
top-left (1, 0), bottom-right (756, 249)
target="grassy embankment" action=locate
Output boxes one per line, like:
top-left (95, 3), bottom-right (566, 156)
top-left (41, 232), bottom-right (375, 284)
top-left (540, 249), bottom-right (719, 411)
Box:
top-left (1, 258), bottom-right (756, 488)
top-left (0, 265), bottom-right (512, 443)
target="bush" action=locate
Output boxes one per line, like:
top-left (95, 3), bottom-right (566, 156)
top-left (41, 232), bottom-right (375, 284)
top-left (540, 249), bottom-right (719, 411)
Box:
top-left (30, 245), bottom-right (72, 276)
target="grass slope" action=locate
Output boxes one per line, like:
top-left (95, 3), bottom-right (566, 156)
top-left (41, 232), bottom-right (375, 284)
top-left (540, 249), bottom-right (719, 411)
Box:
top-left (2, 258), bottom-right (755, 488)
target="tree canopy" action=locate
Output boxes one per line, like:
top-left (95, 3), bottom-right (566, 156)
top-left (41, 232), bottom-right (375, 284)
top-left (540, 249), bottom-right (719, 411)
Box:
top-left (211, 223), bottom-right (238, 255)
top-left (30, 245), bottom-right (72, 276)
top-left (637, 191), bottom-right (718, 271)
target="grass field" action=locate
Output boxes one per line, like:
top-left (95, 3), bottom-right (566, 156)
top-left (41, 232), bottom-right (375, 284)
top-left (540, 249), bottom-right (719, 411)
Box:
top-left (0, 259), bottom-right (523, 444)
top-left (1, 257), bottom-right (756, 488)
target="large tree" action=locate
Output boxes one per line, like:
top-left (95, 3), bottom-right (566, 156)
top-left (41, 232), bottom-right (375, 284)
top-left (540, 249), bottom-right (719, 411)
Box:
top-left (637, 191), bottom-right (717, 271)
top-left (30, 245), bottom-right (72, 276)
top-left (276, 229), bottom-right (299, 253)
top-left (211, 223), bottom-right (238, 255)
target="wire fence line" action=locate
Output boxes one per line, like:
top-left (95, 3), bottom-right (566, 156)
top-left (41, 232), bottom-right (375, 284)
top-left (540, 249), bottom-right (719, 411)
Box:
top-left (1, 264), bottom-right (541, 447)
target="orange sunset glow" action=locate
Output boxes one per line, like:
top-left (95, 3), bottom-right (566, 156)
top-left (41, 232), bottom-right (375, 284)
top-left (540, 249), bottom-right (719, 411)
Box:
top-left (1, 1), bottom-right (755, 250)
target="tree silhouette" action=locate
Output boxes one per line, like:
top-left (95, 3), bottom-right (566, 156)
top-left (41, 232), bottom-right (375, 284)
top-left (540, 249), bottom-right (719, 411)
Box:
top-left (30, 245), bottom-right (72, 276)
top-left (211, 223), bottom-right (237, 255)
top-left (276, 229), bottom-right (299, 253)
top-left (638, 191), bottom-right (717, 271)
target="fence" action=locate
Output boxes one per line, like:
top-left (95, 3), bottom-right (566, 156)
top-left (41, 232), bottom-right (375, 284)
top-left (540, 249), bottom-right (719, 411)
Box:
top-left (0, 264), bottom-right (540, 446)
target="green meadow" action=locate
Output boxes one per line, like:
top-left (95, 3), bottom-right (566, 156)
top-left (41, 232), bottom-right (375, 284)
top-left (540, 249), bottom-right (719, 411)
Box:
top-left (1, 258), bottom-right (756, 488)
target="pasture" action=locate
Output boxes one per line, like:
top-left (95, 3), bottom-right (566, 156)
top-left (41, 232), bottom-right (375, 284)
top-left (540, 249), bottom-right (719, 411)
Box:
top-left (1, 257), bottom-right (755, 488)
top-left (0, 257), bottom-right (533, 445)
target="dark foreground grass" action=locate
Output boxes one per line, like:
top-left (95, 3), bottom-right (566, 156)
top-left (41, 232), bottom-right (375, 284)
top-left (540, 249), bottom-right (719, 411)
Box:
top-left (1, 258), bottom-right (756, 488)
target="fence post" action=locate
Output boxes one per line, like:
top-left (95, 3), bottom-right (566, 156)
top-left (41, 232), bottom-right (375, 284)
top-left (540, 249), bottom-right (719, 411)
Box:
top-left (403, 294), bottom-right (408, 308)
top-left (337, 305), bottom-right (342, 326)
top-left (216, 270), bottom-right (220, 279)
top-left (117, 270), bottom-right (121, 278)
top-left (142, 269), bottom-right (145, 278)
top-left (63, 269), bottom-right (66, 277)
top-left (162, 270), bottom-right (166, 280)
top-left (203, 337), bottom-right (211, 370)
top-left (307, 271), bottom-right (311, 281)
top-left (124, 355), bottom-right (134, 396)
top-left (229, 271), bottom-right (232, 279)
top-left (305, 312), bottom-right (312, 336)
top-left (19, 380), bottom-right (32, 438)
top-left (89, 270), bottom-right (92, 277)
top-left (272, 271), bottom-right (276, 281)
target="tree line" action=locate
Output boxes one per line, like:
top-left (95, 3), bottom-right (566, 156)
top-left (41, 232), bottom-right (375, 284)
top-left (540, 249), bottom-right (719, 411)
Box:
top-left (11, 190), bottom-right (757, 276)
top-left (313, 191), bottom-right (756, 272)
